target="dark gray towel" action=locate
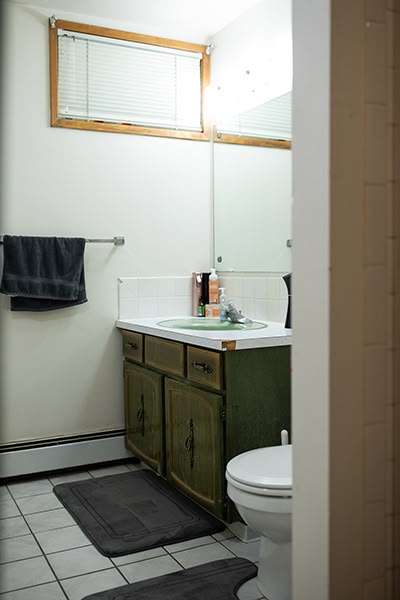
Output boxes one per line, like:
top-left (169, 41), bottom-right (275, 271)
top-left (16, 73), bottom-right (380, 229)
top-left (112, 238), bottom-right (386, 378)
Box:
top-left (0, 235), bottom-right (87, 311)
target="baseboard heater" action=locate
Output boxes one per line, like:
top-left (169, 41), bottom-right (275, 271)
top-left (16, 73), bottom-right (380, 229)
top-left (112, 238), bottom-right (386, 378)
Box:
top-left (0, 429), bottom-right (133, 479)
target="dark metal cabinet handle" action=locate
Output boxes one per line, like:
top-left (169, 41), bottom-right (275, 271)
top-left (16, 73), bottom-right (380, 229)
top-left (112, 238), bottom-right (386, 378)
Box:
top-left (184, 418), bottom-right (194, 469)
top-left (137, 394), bottom-right (145, 436)
top-left (191, 360), bottom-right (213, 374)
top-left (127, 341), bottom-right (139, 350)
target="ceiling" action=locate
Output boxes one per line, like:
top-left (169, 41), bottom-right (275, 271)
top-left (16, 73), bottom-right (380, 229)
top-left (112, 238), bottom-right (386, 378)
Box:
top-left (9, 0), bottom-right (263, 42)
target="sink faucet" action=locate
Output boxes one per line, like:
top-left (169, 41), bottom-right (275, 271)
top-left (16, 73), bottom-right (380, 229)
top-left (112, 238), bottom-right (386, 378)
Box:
top-left (225, 301), bottom-right (253, 324)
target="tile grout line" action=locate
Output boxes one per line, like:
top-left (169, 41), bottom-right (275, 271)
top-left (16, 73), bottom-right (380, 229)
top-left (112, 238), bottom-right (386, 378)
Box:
top-left (163, 538), bottom-right (219, 557)
top-left (17, 488), bottom-right (69, 598)
top-left (1, 463), bottom-right (264, 598)
top-left (2, 468), bottom-right (139, 596)
top-left (2, 475), bottom-right (77, 598)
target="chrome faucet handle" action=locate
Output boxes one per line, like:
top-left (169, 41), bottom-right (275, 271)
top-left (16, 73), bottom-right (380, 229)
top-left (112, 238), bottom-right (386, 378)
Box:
top-left (226, 301), bottom-right (252, 324)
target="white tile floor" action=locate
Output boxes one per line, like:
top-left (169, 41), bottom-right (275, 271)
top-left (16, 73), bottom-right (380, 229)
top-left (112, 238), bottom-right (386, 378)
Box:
top-left (0, 461), bottom-right (266, 599)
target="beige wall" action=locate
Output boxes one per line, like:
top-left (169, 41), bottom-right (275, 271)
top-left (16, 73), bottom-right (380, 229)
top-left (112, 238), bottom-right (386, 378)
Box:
top-left (0, 3), bottom-right (213, 445)
top-left (330, 0), bottom-right (399, 598)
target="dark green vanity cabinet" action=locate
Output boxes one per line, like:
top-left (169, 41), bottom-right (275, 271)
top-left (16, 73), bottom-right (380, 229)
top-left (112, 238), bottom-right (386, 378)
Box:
top-left (121, 328), bottom-right (291, 521)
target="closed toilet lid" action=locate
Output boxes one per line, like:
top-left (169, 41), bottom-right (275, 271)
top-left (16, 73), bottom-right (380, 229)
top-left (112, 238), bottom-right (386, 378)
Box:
top-left (226, 444), bottom-right (292, 491)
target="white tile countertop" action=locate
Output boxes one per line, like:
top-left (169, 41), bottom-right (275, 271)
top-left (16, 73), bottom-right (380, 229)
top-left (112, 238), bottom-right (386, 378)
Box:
top-left (116, 317), bottom-right (292, 351)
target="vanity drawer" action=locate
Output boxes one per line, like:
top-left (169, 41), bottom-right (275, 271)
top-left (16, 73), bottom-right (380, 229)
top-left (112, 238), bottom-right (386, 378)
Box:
top-left (187, 346), bottom-right (222, 391)
top-left (145, 335), bottom-right (185, 377)
top-left (122, 330), bottom-right (143, 363)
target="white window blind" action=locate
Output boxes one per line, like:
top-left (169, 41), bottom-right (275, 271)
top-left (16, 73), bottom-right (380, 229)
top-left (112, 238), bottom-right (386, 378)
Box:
top-left (57, 30), bottom-right (203, 131)
top-left (216, 91), bottom-right (292, 141)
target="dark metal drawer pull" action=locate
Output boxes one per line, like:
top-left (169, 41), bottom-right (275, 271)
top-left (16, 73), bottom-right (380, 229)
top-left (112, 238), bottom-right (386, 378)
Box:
top-left (191, 360), bottom-right (213, 374)
top-left (137, 394), bottom-right (145, 436)
top-left (127, 341), bottom-right (139, 350)
top-left (184, 418), bottom-right (194, 469)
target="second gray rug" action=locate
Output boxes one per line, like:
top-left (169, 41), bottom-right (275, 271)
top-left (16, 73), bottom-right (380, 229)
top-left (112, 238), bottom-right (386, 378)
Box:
top-left (82, 557), bottom-right (257, 599)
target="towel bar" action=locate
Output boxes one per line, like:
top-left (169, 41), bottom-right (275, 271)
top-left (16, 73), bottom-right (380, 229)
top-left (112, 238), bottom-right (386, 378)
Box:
top-left (0, 236), bottom-right (125, 246)
top-left (86, 237), bottom-right (125, 245)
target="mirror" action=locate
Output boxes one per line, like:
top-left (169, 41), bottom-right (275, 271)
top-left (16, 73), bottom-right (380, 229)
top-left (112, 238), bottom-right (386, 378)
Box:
top-left (213, 135), bottom-right (292, 273)
top-left (210, 0), bottom-right (292, 273)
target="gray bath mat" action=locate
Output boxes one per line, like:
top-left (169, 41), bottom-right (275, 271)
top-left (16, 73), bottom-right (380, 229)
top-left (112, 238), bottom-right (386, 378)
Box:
top-left (53, 469), bottom-right (225, 557)
top-left (82, 557), bottom-right (257, 599)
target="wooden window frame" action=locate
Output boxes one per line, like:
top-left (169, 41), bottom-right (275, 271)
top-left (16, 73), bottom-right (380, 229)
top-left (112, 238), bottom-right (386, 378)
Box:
top-left (213, 127), bottom-right (291, 149)
top-left (49, 19), bottom-right (211, 141)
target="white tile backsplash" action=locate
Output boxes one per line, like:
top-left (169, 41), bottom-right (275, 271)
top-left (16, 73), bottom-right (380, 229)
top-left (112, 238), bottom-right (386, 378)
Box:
top-left (156, 296), bottom-right (192, 316)
top-left (138, 298), bottom-right (158, 318)
top-left (174, 277), bottom-right (192, 297)
top-left (242, 297), bottom-right (255, 317)
top-left (118, 277), bottom-right (192, 319)
top-left (156, 297), bottom-right (180, 316)
top-left (267, 277), bottom-right (287, 300)
top-left (118, 274), bottom-right (289, 324)
top-left (220, 275), bottom-right (289, 324)
top-left (266, 299), bottom-right (287, 323)
top-left (225, 277), bottom-right (243, 298)
top-left (242, 278), bottom-right (255, 299)
top-left (254, 299), bottom-right (269, 321)
top-left (138, 278), bottom-right (159, 299)
top-left (119, 298), bottom-right (139, 320)
top-left (254, 278), bottom-right (268, 299)
top-left (118, 278), bottom-right (139, 299)
top-left (157, 278), bottom-right (175, 298)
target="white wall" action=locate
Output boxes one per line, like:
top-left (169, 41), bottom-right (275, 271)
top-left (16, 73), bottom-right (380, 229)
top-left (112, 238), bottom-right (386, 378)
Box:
top-left (292, 0), bottom-right (330, 599)
top-left (0, 2), bottom-right (213, 444)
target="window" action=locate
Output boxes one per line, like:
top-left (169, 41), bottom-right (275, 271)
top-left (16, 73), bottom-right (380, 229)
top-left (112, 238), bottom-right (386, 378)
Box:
top-left (214, 91), bottom-right (292, 148)
top-left (49, 19), bottom-right (210, 140)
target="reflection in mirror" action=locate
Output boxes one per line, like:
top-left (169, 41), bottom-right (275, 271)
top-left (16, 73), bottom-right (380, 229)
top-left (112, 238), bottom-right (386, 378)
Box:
top-left (215, 91), bottom-right (292, 145)
top-left (213, 93), bottom-right (292, 273)
top-left (213, 144), bottom-right (291, 273)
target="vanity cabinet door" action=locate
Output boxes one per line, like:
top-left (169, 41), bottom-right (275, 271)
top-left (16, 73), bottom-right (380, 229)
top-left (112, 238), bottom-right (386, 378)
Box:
top-left (124, 361), bottom-right (165, 474)
top-left (164, 378), bottom-right (225, 519)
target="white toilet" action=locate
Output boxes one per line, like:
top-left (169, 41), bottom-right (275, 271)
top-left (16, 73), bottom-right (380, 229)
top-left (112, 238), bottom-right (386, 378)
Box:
top-left (226, 443), bottom-right (292, 600)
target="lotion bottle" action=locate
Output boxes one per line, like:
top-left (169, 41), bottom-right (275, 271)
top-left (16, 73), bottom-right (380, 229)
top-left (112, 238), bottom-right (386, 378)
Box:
top-left (208, 268), bottom-right (219, 304)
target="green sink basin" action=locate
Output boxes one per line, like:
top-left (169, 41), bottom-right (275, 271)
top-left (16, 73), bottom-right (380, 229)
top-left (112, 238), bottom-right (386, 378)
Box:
top-left (157, 317), bottom-right (268, 331)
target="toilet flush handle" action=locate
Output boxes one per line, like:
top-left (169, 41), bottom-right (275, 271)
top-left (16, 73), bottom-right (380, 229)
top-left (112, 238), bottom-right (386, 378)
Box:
top-left (281, 429), bottom-right (289, 445)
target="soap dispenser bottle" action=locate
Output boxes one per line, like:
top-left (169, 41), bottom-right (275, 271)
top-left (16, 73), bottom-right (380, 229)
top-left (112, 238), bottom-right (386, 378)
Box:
top-left (208, 268), bottom-right (219, 304)
top-left (219, 287), bottom-right (227, 322)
